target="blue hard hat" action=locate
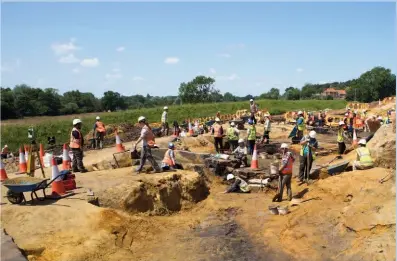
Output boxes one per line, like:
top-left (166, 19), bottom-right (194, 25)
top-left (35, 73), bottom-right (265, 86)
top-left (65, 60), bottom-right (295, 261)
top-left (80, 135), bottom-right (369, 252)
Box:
top-left (168, 142), bottom-right (175, 149)
top-left (248, 119), bottom-right (254, 125)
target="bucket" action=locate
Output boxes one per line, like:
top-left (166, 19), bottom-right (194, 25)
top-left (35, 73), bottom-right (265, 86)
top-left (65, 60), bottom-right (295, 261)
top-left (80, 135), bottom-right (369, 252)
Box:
top-left (268, 205), bottom-right (279, 215)
top-left (270, 162), bottom-right (279, 175)
top-left (43, 152), bottom-right (54, 168)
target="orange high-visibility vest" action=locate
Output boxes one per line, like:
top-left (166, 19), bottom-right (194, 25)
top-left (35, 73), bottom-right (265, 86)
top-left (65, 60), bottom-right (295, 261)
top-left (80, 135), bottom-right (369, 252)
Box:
top-left (281, 154), bottom-right (294, 175)
top-left (213, 124), bottom-right (223, 138)
top-left (162, 149), bottom-right (174, 166)
top-left (96, 121), bottom-right (106, 133)
top-left (70, 128), bottom-right (82, 149)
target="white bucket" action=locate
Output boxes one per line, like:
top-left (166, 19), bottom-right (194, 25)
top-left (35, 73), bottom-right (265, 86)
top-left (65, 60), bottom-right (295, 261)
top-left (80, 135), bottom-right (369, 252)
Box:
top-left (270, 164), bottom-right (278, 175)
top-left (43, 152), bottom-right (53, 168)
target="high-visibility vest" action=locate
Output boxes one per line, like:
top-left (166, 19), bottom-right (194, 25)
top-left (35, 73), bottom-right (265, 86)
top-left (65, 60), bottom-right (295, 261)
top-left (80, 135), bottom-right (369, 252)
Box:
top-left (227, 127), bottom-right (238, 141)
top-left (96, 121), bottom-right (106, 133)
top-left (236, 177), bottom-right (250, 192)
top-left (213, 124), bottom-right (223, 138)
top-left (162, 149), bottom-right (174, 166)
top-left (70, 128), bottom-right (82, 149)
top-left (337, 128), bottom-right (344, 143)
top-left (356, 147), bottom-right (374, 166)
top-left (300, 141), bottom-right (316, 160)
top-left (281, 153), bottom-right (294, 175)
top-left (247, 125), bottom-right (256, 140)
top-left (297, 117), bottom-right (306, 131)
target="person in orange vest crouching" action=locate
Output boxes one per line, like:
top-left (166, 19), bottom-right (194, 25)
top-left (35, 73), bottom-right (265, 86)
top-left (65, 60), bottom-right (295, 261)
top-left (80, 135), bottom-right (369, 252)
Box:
top-left (161, 143), bottom-right (183, 171)
top-left (274, 143), bottom-right (295, 202)
top-left (70, 119), bottom-right (88, 173)
top-left (134, 116), bottom-right (161, 174)
top-left (94, 116), bottom-right (106, 149)
top-left (211, 118), bottom-right (224, 153)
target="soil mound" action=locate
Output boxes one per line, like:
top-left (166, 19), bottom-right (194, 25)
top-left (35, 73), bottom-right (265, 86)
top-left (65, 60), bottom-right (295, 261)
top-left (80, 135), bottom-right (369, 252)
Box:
top-left (368, 124), bottom-right (396, 169)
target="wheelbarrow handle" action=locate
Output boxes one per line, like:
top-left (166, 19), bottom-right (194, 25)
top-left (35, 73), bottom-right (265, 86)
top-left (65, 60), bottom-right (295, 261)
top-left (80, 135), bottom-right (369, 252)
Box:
top-left (45, 173), bottom-right (68, 188)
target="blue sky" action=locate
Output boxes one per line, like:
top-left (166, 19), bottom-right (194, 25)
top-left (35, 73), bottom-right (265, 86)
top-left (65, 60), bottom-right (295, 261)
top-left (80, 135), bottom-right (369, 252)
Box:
top-left (1, 2), bottom-right (396, 97)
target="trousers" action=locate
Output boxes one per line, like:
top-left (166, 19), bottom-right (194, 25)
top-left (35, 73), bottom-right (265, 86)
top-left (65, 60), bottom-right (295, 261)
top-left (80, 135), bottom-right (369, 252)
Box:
top-left (277, 174), bottom-right (292, 201)
top-left (214, 137), bottom-right (223, 153)
top-left (299, 154), bottom-right (313, 181)
top-left (71, 148), bottom-right (85, 171)
top-left (228, 140), bottom-right (238, 151)
top-left (263, 131), bottom-right (270, 144)
top-left (137, 146), bottom-right (161, 172)
top-left (247, 140), bottom-right (255, 155)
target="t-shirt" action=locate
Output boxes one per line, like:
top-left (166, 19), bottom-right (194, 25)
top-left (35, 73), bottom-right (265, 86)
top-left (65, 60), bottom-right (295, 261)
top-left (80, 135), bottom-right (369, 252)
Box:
top-left (233, 146), bottom-right (247, 156)
top-left (281, 151), bottom-right (294, 169)
top-left (300, 136), bottom-right (318, 156)
top-left (161, 111), bottom-right (168, 123)
top-left (140, 126), bottom-right (149, 147)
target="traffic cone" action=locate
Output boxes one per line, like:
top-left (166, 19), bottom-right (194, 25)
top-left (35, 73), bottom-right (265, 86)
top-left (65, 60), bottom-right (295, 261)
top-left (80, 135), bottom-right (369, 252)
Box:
top-left (62, 144), bottom-right (71, 171)
top-left (24, 145), bottom-right (29, 163)
top-left (0, 161), bottom-right (9, 181)
top-left (51, 157), bottom-right (66, 197)
top-left (39, 143), bottom-right (45, 167)
top-left (188, 121), bottom-right (194, 136)
top-left (352, 129), bottom-right (358, 147)
top-left (115, 130), bottom-right (125, 152)
top-left (250, 144), bottom-right (259, 169)
top-left (19, 146), bottom-right (27, 173)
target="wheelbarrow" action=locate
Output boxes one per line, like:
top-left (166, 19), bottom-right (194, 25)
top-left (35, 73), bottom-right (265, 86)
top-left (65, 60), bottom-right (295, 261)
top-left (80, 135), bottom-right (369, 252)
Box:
top-left (2, 173), bottom-right (68, 204)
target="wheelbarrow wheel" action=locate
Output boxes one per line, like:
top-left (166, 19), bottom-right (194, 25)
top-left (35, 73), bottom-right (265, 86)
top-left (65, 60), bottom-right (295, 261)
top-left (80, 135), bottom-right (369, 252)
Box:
top-left (7, 190), bottom-right (24, 204)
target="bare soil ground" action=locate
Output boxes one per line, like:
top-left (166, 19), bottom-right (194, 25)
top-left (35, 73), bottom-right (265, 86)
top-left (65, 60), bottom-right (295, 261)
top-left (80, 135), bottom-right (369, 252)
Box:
top-left (1, 110), bottom-right (395, 261)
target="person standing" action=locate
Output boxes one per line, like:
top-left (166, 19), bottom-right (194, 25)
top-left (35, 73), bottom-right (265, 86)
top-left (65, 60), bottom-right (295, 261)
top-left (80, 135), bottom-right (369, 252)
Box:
top-left (70, 119), bottom-right (87, 173)
top-left (263, 114), bottom-right (271, 144)
top-left (296, 111), bottom-right (306, 140)
top-left (337, 121), bottom-right (348, 158)
top-left (227, 122), bottom-right (239, 151)
top-left (298, 130), bottom-right (318, 183)
top-left (134, 116), bottom-right (161, 174)
top-left (247, 119), bottom-right (256, 155)
top-left (353, 139), bottom-right (374, 171)
top-left (211, 118), bottom-right (224, 153)
top-left (161, 106), bottom-right (169, 136)
top-left (274, 143), bottom-right (295, 202)
top-left (249, 99), bottom-right (258, 124)
top-left (93, 116), bottom-right (106, 149)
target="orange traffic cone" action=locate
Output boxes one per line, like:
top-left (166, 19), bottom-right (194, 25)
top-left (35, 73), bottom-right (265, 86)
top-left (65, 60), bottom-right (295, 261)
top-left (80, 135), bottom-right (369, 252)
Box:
top-left (188, 121), bottom-right (194, 136)
top-left (0, 161), bottom-right (9, 181)
top-left (115, 129), bottom-right (125, 152)
top-left (51, 157), bottom-right (66, 197)
top-left (19, 146), bottom-right (27, 173)
top-left (39, 143), bottom-right (45, 167)
top-left (352, 129), bottom-right (358, 147)
top-left (62, 144), bottom-right (71, 170)
top-left (24, 144), bottom-right (29, 163)
top-left (250, 144), bottom-right (259, 169)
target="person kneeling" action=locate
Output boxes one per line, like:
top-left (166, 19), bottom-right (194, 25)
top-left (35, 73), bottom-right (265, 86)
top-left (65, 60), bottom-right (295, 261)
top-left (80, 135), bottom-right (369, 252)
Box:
top-left (222, 174), bottom-right (250, 193)
top-left (353, 139), bottom-right (374, 171)
top-left (233, 139), bottom-right (248, 168)
top-left (162, 142), bottom-right (183, 171)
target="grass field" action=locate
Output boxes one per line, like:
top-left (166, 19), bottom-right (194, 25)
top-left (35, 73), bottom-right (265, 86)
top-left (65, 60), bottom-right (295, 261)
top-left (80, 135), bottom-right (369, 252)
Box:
top-left (1, 99), bottom-right (346, 152)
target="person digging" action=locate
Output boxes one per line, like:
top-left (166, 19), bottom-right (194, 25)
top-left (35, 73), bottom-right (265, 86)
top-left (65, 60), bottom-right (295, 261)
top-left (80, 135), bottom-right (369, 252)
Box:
top-left (233, 139), bottom-right (248, 168)
top-left (221, 174), bottom-right (250, 194)
top-left (273, 143), bottom-right (295, 202)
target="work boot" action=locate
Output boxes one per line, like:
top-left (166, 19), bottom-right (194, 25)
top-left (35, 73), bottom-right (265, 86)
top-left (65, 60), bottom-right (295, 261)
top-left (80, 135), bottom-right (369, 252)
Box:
top-left (72, 169), bottom-right (80, 173)
top-left (80, 169), bottom-right (88, 173)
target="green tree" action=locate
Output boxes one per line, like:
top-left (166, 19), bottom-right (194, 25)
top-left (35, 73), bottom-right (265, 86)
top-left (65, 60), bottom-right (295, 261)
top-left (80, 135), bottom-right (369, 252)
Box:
top-left (284, 87), bottom-right (301, 100)
top-left (0, 87), bottom-right (17, 119)
top-left (223, 92), bottom-right (236, 102)
top-left (178, 76), bottom-right (218, 103)
top-left (101, 91), bottom-right (126, 111)
top-left (38, 88), bottom-right (62, 116)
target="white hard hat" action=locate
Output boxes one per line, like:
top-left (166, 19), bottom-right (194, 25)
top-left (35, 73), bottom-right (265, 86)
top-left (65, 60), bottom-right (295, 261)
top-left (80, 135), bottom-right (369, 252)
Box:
top-left (226, 174), bottom-right (235, 180)
top-left (347, 107), bottom-right (351, 110)
top-left (230, 122), bottom-right (235, 126)
top-left (164, 106), bottom-right (168, 110)
top-left (280, 143), bottom-right (289, 149)
top-left (345, 113), bottom-right (349, 116)
top-left (138, 116), bottom-right (146, 122)
top-left (73, 119), bottom-right (82, 125)
top-left (215, 117), bottom-right (220, 122)
top-left (96, 116), bottom-right (100, 120)
top-left (358, 139), bottom-right (366, 145)
top-left (238, 138), bottom-right (244, 143)
top-left (338, 121), bottom-right (345, 126)
top-left (250, 99), bottom-right (254, 102)
top-left (377, 116), bottom-right (383, 120)
top-left (309, 130), bottom-right (316, 139)
top-left (4, 145), bottom-right (8, 148)
top-left (298, 111), bottom-right (303, 115)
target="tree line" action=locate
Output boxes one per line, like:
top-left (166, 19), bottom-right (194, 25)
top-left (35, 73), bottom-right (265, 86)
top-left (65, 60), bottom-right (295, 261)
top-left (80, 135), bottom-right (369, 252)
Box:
top-left (1, 66), bottom-right (395, 120)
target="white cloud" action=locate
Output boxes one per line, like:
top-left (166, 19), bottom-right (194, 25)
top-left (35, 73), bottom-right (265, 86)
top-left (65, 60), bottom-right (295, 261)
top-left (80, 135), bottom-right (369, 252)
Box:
top-left (59, 53), bottom-right (80, 64)
top-left (164, 57), bottom-right (180, 64)
top-left (51, 38), bottom-right (80, 55)
top-left (132, 76), bottom-right (144, 81)
top-left (105, 72), bottom-right (122, 80)
top-left (1, 59), bottom-right (21, 73)
top-left (112, 68), bottom-right (120, 73)
top-left (218, 53), bottom-right (231, 58)
top-left (72, 68), bottom-right (80, 74)
top-left (217, 73), bottom-right (240, 81)
top-left (80, 58), bottom-right (99, 67)
top-left (209, 68), bottom-right (216, 74)
top-left (296, 68), bottom-right (304, 73)
top-left (116, 46), bottom-right (125, 52)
